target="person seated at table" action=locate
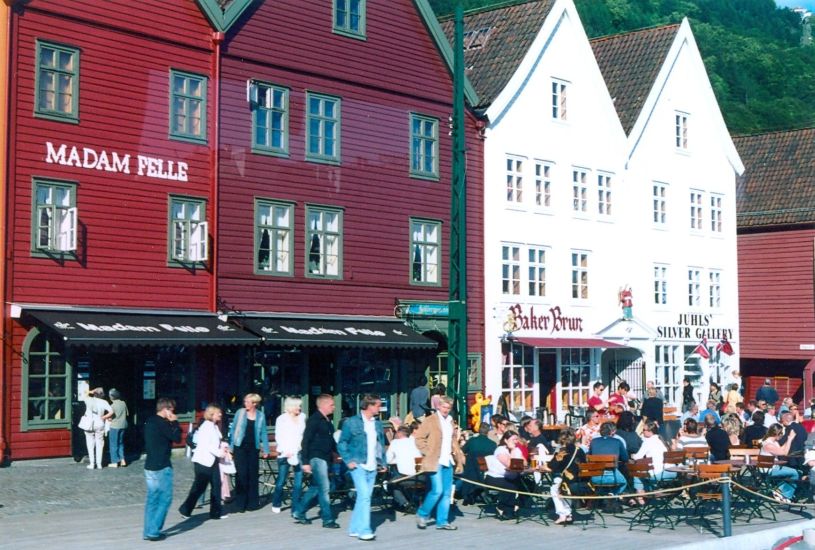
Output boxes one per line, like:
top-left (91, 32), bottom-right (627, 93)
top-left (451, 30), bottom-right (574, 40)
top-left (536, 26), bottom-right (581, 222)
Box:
top-left (577, 411), bottom-right (602, 449)
top-left (548, 428), bottom-right (585, 525)
top-left (779, 411), bottom-right (807, 468)
top-left (697, 400), bottom-right (721, 425)
top-left (674, 418), bottom-right (707, 449)
top-left (615, 411), bottom-right (642, 455)
top-left (640, 386), bottom-right (663, 427)
top-left (704, 414), bottom-right (730, 461)
top-left (588, 422), bottom-right (629, 495)
top-left (525, 419), bottom-right (553, 455)
top-left (386, 425), bottom-right (422, 512)
top-left (721, 413), bottom-right (743, 446)
top-left (680, 401), bottom-right (699, 424)
top-left (789, 404), bottom-right (803, 423)
top-left (460, 423), bottom-right (498, 505)
top-left (487, 415), bottom-right (509, 444)
top-left (765, 404), bottom-right (779, 427)
top-left (742, 411), bottom-right (768, 446)
top-left (608, 382), bottom-right (631, 414)
top-left (484, 431), bottom-right (526, 519)
top-left (631, 420), bottom-right (677, 505)
top-left (761, 423), bottom-right (800, 503)
top-left (587, 381), bottom-right (608, 414)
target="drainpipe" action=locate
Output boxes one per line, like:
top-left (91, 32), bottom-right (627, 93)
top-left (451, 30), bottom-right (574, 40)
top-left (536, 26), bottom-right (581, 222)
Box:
top-left (0, 0), bottom-right (13, 465)
top-left (209, 31), bottom-right (223, 313)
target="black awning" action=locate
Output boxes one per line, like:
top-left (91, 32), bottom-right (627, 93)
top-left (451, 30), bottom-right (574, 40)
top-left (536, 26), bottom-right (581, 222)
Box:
top-left (241, 317), bottom-right (438, 349)
top-left (27, 310), bottom-right (261, 346)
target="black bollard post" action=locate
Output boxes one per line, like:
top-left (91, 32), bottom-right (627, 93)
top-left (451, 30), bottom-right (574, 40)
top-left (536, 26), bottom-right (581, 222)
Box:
top-left (721, 474), bottom-right (732, 537)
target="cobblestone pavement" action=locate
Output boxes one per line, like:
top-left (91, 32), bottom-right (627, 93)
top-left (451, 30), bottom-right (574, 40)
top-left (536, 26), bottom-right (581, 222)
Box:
top-left (1, 455), bottom-right (812, 549)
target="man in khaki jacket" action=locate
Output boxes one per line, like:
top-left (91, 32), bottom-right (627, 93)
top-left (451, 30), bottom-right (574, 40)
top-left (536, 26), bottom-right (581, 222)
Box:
top-left (414, 395), bottom-right (463, 530)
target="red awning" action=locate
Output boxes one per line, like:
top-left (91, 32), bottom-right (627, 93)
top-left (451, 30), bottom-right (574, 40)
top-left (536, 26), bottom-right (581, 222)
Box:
top-left (514, 337), bottom-right (624, 349)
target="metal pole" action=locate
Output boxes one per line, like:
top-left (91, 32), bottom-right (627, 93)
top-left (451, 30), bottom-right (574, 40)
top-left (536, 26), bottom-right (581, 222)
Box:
top-left (448, 2), bottom-right (468, 426)
top-left (721, 474), bottom-right (732, 537)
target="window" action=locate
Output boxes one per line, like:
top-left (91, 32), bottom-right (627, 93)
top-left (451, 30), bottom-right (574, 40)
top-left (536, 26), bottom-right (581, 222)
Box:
top-left (463, 27), bottom-right (494, 50)
top-left (35, 41), bottom-right (79, 122)
top-left (506, 157), bottom-right (523, 203)
top-left (255, 200), bottom-right (293, 275)
top-left (655, 345), bottom-right (681, 406)
top-left (169, 70), bottom-right (207, 143)
top-left (571, 251), bottom-right (589, 300)
top-left (675, 112), bottom-right (688, 150)
top-left (251, 82), bottom-right (288, 155)
top-left (597, 173), bottom-right (612, 216)
top-left (501, 244), bottom-right (520, 295)
top-left (410, 218), bottom-right (441, 285)
top-left (502, 343), bottom-right (535, 413)
top-left (32, 179), bottom-right (77, 254)
top-left (552, 79), bottom-right (567, 120)
top-left (306, 93), bottom-right (340, 163)
top-left (410, 114), bottom-right (439, 179)
top-left (169, 196), bottom-right (208, 264)
top-left (652, 182), bottom-right (667, 225)
top-left (710, 194), bottom-right (723, 233)
top-left (690, 190), bottom-right (704, 230)
top-left (687, 268), bottom-right (701, 307)
top-left (572, 168), bottom-right (587, 212)
top-left (534, 161), bottom-right (551, 207)
top-left (306, 206), bottom-right (342, 278)
top-left (528, 247), bottom-right (546, 297)
top-left (709, 270), bottom-right (721, 309)
top-left (333, 0), bottom-right (366, 38)
top-left (560, 348), bottom-right (593, 411)
top-left (22, 329), bottom-right (70, 430)
top-left (654, 264), bottom-right (668, 306)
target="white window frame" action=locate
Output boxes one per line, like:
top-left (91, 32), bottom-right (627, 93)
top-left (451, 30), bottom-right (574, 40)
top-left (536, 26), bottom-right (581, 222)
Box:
top-left (551, 79), bottom-right (568, 120)
top-left (675, 111), bottom-right (688, 150)
top-left (505, 156), bottom-right (523, 204)
top-left (709, 270), bottom-right (721, 309)
top-left (559, 348), bottom-right (595, 412)
top-left (572, 168), bottom-right (588, 213)
top-left (655, 345), bottom-right (681, 407)
top-left (33, 180), bottom-right (77, 254)
top-left (502, 343), bottom-right (537, 414)
top-left (410, 218), bottom-right (441, 286)
top-left (652, 182), bottom-right (667, 225)
top-left (255, 199), bottom-right (293, 276)
top-left (710, 194), bottom-right (723, 233)
top-left (501, 244), bottom-right (521, 295)
top-left (527, 246), bottom-right (546, 297)
top-left (690, 190), bottom-right (704, 231)
top-left (534, 160), bottom-right (552, 208)
top-left (571, 250), bottom-right (589, 300)
top-left (688, 267), bottom-right (702, 308)
top-left (306, 205), bottom-right (342, 279)
top-left (597, 172), bottom-right (612, 216)
top-left (169, 196), bottom-right (208, 264)
top-left (654, 264), bottom-right (668, 306)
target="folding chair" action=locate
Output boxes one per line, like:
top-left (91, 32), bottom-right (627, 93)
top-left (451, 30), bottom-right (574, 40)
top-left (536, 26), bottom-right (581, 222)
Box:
top-left (689, 464), bottom-right (731, 533)
top-left (475, 456), bottom-right (500, 519)
top-left (683, 446), bottom-right (710, 466)
top-left (577, 457), bottom-right (620, 529)
top-left (627, 458), bottom-right (676, 532)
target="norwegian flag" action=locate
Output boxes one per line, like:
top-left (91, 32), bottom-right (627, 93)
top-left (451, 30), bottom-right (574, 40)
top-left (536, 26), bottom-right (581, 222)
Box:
top-left (716, 337), bottom-right (734, 356)
top-left (693, 337), bottom-right (711, 359)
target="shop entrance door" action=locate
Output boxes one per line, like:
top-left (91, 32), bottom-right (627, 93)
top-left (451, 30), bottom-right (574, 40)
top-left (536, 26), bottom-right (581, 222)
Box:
top-left (538, 350), bottom-right (557, 413)
top-left (86, 350), bottom-right (143, 456)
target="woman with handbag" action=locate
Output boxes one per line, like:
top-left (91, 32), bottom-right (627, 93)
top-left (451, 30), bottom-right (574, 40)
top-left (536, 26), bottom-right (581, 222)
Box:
top-left (178, 404), bottom-right (228, 520)
top-left (80, 387), bottom-right (112, 470)
top-left (229, 393), bottom-right (270, 513)
top-left (547, 428), bottom-right (585, 525)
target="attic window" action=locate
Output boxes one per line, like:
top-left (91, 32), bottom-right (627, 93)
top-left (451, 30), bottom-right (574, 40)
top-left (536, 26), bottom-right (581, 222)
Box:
top-left (463, 27), bottom-right (494, 50)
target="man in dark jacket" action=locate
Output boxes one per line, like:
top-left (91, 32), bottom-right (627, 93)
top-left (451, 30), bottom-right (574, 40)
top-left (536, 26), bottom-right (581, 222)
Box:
top-left (779, 412), bottom-right (808, 468)
top-left (704, 415), bottom-right (730, 461)
top-left (460, 423), bottom-right (497, 505)
top-left (588, 422), bottom-right (628, 494)
top-left (756, 379), bottom-right (779, 407)
top-left (294, 394), bottom-right (340, 529)
top-left (143, 397), bottom-right (181, 542)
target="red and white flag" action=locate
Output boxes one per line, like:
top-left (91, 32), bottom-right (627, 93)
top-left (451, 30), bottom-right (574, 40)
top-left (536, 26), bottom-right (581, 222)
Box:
top-left (693, 337), bottom-right (711, 359)
top-left (716, 337), bottom-right (734, 356)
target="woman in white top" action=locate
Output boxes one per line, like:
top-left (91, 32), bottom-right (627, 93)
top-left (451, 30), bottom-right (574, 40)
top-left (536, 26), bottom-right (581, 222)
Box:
top-left (81, 387), bottom-right (112, 470)
top-left (632, 420), bottom-right (677, 504)
top-left (178, 404), bottom-right (227, 520)
top-left (271, 396), bottom-right (306, 514)
top-left (760, 423), bottom-right (799, 502)
top-left (485, 431), bottom-right (525, 519)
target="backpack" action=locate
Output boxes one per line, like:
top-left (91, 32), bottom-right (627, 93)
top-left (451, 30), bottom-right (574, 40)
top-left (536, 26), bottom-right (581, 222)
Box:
top-left (186, 419), bottom-right (204, 450)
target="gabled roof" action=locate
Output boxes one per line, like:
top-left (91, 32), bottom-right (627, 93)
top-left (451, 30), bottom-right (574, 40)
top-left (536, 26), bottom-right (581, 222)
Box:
top-left (590, 24), bottom-right (679, 135)
top-left (733, 128), bottom-right (815, 229)
top-left (439, 0), bottom-right (556, 110)
top-left (196, 0), bottom-right (255, 32)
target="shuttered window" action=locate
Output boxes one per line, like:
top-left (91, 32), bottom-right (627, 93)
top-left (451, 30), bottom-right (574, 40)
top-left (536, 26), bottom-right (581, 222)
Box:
top-left (31, 179), bottom-right (77, 257)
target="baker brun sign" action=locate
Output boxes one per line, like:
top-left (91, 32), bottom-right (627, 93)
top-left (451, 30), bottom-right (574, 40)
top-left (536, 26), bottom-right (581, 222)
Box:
top-left (507, 303), bottom-right (584, 334)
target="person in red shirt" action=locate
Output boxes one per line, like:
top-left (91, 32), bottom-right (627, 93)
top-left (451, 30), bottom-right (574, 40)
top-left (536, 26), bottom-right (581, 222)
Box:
top-left (587, 381), bottom-right (608, 414)
top-left (608, 382), bottom-right (631, 415)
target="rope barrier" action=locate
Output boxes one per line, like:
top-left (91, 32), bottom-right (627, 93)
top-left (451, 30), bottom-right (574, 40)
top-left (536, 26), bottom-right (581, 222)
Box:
top-left (729, 479), bottom-right (814, 508)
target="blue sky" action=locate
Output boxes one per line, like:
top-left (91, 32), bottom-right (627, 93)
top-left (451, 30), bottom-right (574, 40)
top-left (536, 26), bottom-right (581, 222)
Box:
top-left (776, 0), bottom-right (815, 10)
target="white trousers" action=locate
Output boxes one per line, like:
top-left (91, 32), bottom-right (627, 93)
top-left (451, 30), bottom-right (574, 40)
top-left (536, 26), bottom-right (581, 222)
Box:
top-left (550, 477), bottom-right (572, 517)
top-left (85, 429), bottom-right (104, 467)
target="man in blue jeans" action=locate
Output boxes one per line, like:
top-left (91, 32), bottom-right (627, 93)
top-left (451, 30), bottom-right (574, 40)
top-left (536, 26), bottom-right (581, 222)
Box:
top-left (142, 397), bottom-right (181, 541)
top-left (414, 395), bottom-right (463, 531)
top-left (588, 421), bottom-right (629, 495)
top-left (294, 394), bottom-right (340, 529)
top-left (338, 394), bottom-right (387, 541)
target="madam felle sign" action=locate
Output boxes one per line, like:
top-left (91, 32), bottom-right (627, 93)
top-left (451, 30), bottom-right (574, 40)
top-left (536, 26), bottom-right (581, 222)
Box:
top-left (45, 141), bottom-right (189, 182)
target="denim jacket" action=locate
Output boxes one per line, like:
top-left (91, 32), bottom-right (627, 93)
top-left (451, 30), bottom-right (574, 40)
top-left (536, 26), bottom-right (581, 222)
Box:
top-left (229, 407), bottom-right (270, 454)
top-left (338, 414), bottom-right (386, 468)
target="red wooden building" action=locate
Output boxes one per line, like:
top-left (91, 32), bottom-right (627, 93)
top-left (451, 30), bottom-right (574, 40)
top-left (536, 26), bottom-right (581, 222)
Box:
top-left (1, 0), bottom-right (485, 461)
top-left (735, 128), bottom-right (815, 405)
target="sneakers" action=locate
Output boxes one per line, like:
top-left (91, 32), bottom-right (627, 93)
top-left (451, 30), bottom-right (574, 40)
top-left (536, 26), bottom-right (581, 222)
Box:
top-left (416, 515), bottom-right (427, 530)
top-left (143, 534), bottom-right (166, 542)
top-left (214, 514), bottom-right (229, 520)
top-left (108, 464), bottom-right (119, 468)
top-left (323, 521), bottom-right (341, 529)
top-left (271, 506), bottom-right (281, 514)
top-left (349, 533), bottom-right (359, 538)
top-left (359, 534), bottom-right (376, 541)
top-left (436, 524), bottom-right (458, 531)
top-left (86, 464), bottom-right (95, 470)
top-left (178, 508), bottom-right (191, 520)
top-left (773, 490), bottom-right (791, 504)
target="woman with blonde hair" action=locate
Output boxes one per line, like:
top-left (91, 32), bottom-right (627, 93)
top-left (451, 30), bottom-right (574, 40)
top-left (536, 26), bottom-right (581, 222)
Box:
top-left (271, 396), bottom-right (306, 514)
top-left (721, 413), bottom-right (743, 446)
top-left (80, 387), bottom-right (112, 470)
top-left (179, 404), bottom-right (228, 520)
top-left (229, 393), bottom-right (270, 513)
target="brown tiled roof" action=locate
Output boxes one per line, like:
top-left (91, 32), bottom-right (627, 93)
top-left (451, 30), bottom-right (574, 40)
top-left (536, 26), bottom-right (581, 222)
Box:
top-left (734, 128), bottom-right (815, 228)
top-left (591, 24), bottom-right (679, 135)
top-left (440, 0), bottom-right (556, 110)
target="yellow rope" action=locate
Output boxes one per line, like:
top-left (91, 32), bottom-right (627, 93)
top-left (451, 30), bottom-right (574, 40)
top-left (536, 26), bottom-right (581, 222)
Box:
top-left (729, 479), bottom-right (813, 507)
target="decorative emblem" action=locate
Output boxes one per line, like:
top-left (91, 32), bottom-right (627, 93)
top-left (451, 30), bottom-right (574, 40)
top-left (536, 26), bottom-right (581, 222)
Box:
top-left (54, 322), bottom-right (75, 330)
top-left (216, 325), bottom-right (235, 332)
top-left (261, 326), bottom-right (279, 334)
